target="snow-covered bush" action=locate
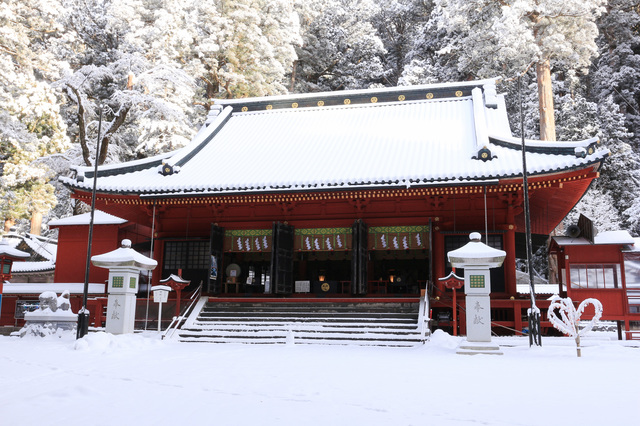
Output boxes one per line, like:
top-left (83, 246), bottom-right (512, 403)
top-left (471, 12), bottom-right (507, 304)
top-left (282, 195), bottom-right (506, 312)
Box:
top-left (548, 296), bottom-right (603, 357)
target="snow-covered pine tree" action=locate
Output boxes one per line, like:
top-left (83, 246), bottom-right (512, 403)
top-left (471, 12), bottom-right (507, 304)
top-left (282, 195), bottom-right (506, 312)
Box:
top-left (557, 72), bottom-right (633, 233)
top-left (55, 1), bottom-right (198, 165)
top-left (293, 0), bottom-right (387, 92)
top-left (434, 0), bottom-right (607, 141)
top-left (592, 0), bottom-right (640, 151)
top-left (370, 0), bottom-right (435, 86)
top-left (57, 57), bottom-right (196, 164)
top-left (123, 0), bottom-right (301, 103)
top-left (393, 0), bottom-right (465, 86)
top-left (0, 0), bottom-right (70, 235)
top-left (585, 0), bottom-right (640, 236)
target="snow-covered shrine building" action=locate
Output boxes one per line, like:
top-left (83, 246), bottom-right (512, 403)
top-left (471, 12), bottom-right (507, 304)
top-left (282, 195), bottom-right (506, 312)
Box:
top-left (549, 226), bottom-right (640, 340)
top-left (48, 78), bottom-right (610, 341)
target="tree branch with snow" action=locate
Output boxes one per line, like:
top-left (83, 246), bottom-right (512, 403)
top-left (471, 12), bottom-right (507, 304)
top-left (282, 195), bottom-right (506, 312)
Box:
top-left (548, 296), bottom-right (603, 357)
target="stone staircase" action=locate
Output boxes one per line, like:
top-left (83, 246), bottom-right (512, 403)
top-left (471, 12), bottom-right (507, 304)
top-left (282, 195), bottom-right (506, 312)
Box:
top-left (176, 299), bottom-right (426, 347)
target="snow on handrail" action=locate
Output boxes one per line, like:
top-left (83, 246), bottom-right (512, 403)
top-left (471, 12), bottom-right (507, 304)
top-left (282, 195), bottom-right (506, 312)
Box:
top-left (417, 290), bottom-right (430, 343)
top-left (162, 282), bottom-right (202, 340)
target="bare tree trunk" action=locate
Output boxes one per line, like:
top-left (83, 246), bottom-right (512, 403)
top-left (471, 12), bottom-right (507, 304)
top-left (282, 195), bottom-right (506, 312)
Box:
top-left (97, 106), bottom-right (130, 165)
top-left (30, 211), bottom-right (42, 236)
top-left (289, 60), bottom-right (297, 93)
top-left (536, 60), bottom-right (556, 141)
top-left (4, 218), bottom-right (15, 233)
top-left (66, 84), bottom-right (91, 166)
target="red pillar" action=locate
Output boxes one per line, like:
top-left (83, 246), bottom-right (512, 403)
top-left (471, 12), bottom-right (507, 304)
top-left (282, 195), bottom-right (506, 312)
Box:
top-left (514, 300), bottom-right (523, 335)
top-left (504, 226), bottom-right (517, 296)
top-left (433, 229), bottom-right (445, 293)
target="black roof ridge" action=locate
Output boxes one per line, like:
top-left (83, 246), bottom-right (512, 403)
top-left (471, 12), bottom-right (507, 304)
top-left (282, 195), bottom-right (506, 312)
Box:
top-left (216, 79), bottom-right (498, 114)
top-left (488, 135), bottom-right (604, 156)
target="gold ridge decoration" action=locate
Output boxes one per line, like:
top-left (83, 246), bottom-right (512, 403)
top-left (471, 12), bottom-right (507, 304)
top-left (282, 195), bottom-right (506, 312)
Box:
top-left (292, 102), bottom-right (299, 108)
top-left (344, 98), bottom-right (351, 105)
top-left (266, 105), bottom-right (273, 110)
top-left (370, 97), bottom-right (378, 103)
top-left (426, 93), bottom-right (434, 99)
top-left (455, 90), bottom-right (463, 97)
top-left (317, 100), bottom-right (325, 107)
top-left (241, 106), bottom-right (248, 112)
top-left (398, 95), bottom-right (405, 101)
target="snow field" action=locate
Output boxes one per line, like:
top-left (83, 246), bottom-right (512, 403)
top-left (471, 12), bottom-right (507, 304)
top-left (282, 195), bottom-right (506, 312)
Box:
top-left (0, 330), bottom-right (638, 426)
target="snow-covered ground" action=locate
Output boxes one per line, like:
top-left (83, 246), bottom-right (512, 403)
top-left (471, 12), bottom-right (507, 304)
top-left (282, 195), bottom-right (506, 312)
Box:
top-left (1, 331), bottom-right (638, 426)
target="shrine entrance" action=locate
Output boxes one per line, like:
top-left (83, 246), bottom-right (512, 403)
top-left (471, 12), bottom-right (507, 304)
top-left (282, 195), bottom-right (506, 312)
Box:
top-left (369, 250), bottom-right (429, 295)
top-left (206, 223), bottom-right (430, 297)
top-left (367, 226), bottom-right (430, 296)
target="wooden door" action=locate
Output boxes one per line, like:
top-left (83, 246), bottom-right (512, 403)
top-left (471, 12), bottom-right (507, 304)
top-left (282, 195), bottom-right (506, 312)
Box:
top-left (351, 219), bottom-right (368, 295)
top-left (270, 222), bottom-right (294, 294)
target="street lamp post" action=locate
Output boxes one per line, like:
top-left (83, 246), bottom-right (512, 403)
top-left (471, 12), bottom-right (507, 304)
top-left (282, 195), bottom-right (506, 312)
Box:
top-left (518, 78), bottom-right (542, 347)
top-left (77, 105), bottom-right (104, 339)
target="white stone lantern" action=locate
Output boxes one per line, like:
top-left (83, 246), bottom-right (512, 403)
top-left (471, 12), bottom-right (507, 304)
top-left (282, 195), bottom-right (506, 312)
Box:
top-left (448, 232), bottom-right (506, 355)
top-left (92, 239), bottom-right (157, 334)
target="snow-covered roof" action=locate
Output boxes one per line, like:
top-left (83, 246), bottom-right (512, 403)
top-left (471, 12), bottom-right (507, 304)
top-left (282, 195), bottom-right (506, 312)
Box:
top-left (60, 79), bottom-right (608, 197)
top-left (1, 233), bottom-right (57, 263)
top-left (21, 233), bottom-right (57, 261)
top-left (11, 259), bottom-right (55, 273)
top-left (595, 231), bottom-right (636, 245)
top-left (160, 274), bottom-right (190, 284)
top-left (622, 237), bottom-right (640, 253)
top-left (48, 210), bottom-right (127, 227)
top-left (516, 284), bottom-right (559, 295)
top-left (553, 230), bottom-right (636, 246)
top-left (2, 282), bottom-right (105, 294)
top-left (0, 240), bottom-right (30, 259)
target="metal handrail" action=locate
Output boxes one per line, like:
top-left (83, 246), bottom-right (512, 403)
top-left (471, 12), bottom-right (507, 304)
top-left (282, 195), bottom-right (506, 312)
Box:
top-left (417, 289), bottom-right (431, 342)
top-left (162, 282), bottom-right (203, 340)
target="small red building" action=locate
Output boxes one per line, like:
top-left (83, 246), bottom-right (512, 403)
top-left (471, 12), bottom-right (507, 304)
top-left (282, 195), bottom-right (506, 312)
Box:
top-left (550, 227), bottom-right (640, 339)
top-left (11, 78), bottom-right (613, 336)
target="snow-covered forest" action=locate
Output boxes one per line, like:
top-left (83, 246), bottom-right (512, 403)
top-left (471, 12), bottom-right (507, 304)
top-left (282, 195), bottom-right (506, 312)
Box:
top-left (1, 0), bottom-right (639, 239)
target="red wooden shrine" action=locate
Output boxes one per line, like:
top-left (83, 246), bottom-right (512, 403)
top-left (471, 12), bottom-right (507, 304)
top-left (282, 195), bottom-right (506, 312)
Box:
top-left (1, 79), bottom-right (617, 337)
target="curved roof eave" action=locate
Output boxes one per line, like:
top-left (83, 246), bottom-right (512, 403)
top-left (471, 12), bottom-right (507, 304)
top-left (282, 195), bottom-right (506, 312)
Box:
top-left (63, 158), bottom-right (605, 200)
top-left (488, 134), bottom-right (602, 155)
top-left (66, 106), bottom-right (234, 181)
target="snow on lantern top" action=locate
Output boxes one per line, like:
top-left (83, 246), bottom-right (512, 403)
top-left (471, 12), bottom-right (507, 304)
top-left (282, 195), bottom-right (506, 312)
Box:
top-left (448, 232), bottom-right (506, 268)
top-left (91, 239), bottom-right (157, 270)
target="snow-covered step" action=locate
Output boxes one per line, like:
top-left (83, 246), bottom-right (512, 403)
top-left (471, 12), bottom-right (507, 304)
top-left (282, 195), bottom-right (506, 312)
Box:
top-left (193, 316), bottom-right (417, 324)
top-left (186, 322), bottom-right (420, 331)
top-left (183, 325), bottom-right (421, 336)
top-left (178, 328), bottom-right (423, 345)
top-left (176, 300), bottom-right (426, 346)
